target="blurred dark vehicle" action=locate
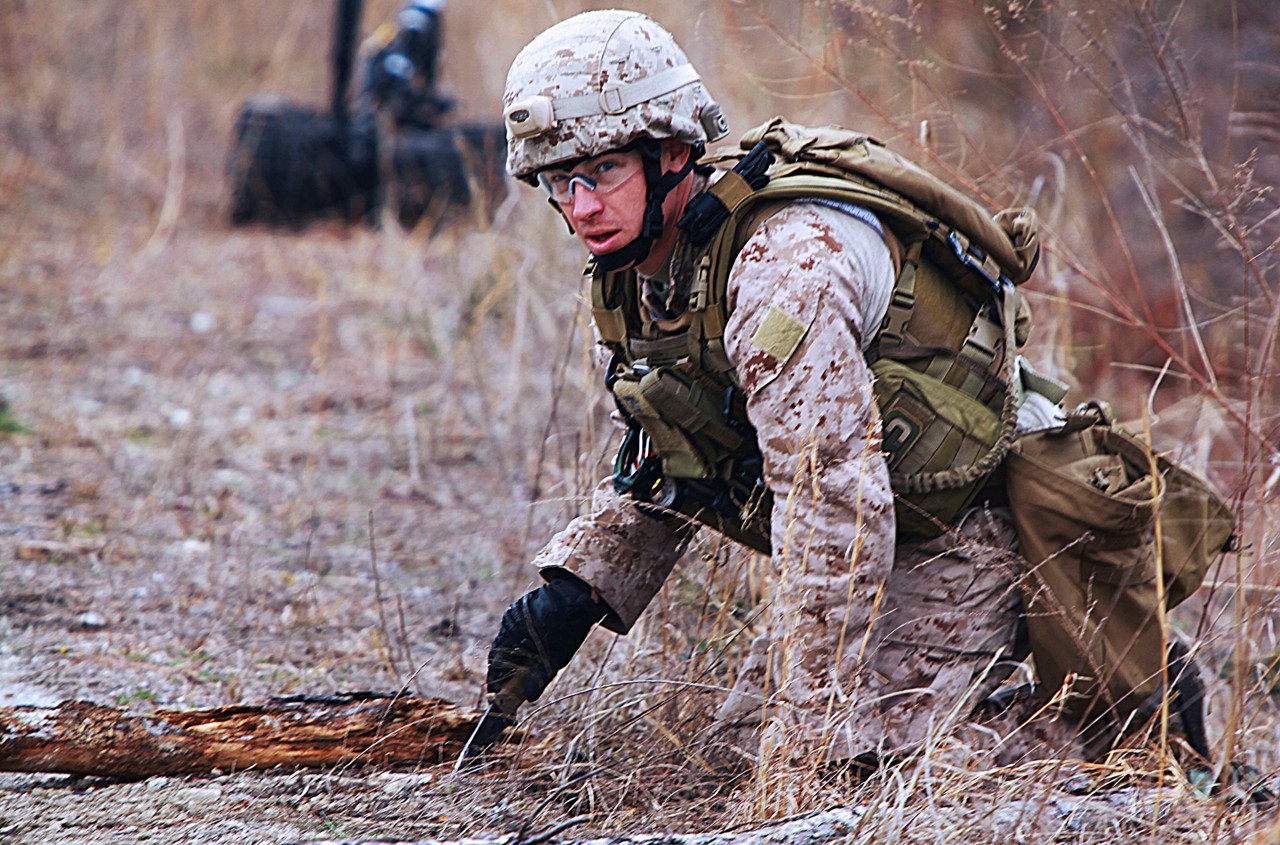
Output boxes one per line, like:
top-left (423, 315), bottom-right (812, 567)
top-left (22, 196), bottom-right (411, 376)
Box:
top-left (227, 0), bottom-right (506, 230)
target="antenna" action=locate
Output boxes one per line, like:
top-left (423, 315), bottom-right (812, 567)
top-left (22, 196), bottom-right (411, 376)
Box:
top-left (331, 0), bottom-right (364, 128)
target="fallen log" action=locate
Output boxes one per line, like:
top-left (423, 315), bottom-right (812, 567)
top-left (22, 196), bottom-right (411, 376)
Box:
top-left (0, 692), bottom-right (511, 778)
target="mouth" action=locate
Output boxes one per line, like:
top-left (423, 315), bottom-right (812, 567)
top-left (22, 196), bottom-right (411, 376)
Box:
top-left (581, 230), bottom-right (623, 253)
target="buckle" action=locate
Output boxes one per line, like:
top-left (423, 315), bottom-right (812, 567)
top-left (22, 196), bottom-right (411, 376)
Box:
top-left (890, 287), bottom-right (916, 310)
top-left (599, 85), bottom-right (626, 115)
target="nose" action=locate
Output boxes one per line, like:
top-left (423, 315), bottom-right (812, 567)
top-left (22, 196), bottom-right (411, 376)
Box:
top-left (567, 183), bottom-right (604, 220)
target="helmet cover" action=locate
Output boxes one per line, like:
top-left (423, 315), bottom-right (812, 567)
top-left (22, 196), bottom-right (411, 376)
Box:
top-left (503, 10), bottom-right (728, 181)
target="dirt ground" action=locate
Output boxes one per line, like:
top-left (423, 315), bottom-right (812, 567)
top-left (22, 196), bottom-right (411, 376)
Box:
top-left (0, 208), bottom-right (573, 840)
top-left (2, 165), bottom-right (1277, 845)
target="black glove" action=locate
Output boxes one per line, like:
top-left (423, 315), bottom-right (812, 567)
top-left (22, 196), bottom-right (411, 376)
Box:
top-left (486, 576), bottom-right (606, 709)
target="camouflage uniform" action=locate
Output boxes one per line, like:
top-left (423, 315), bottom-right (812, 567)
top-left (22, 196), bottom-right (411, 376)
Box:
top-left (533, 201), bottom-right (1052, 763)
top-left (501, 9), bottom-right (1076, 765)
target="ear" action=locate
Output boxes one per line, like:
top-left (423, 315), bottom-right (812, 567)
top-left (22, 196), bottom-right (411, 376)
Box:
top-left (660, 139), bottom-right (693, 173)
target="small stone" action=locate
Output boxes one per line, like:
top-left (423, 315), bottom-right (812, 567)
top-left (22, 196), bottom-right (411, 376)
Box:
top-left (1060, 774), bottom-right (1093, 794)
top-left (180, 539), bottom-right (211, 557)
top-left (274, 370), bottom-right (303, 391)
top-left (189, 311), bottom-right (217, 334)
top-left (176, 784), bottom-right (223, 807)
top-left (73, 611), bottom-right (108, 631)
top-left (378, 772), bottom-right (434, 798)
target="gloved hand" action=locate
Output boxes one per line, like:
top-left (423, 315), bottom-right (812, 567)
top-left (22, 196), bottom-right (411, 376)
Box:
top-left (486, 575), bottom-right (607, 712)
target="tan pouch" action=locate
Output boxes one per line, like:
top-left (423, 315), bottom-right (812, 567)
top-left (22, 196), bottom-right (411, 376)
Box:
top-left (610, 366), bottom-right (744, 480)
top-left (871, 357), bottom-right (1002, 537)
top-left (1006, 418), bottom-right (1234, 755)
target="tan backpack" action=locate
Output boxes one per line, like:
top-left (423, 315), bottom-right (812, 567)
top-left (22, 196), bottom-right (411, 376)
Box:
top-left (598, 119), bottom-right (1236, 755)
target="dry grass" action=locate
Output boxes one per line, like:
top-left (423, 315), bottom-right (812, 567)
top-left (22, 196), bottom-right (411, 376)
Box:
top-left (1, 0), bottom-right (1277, 842)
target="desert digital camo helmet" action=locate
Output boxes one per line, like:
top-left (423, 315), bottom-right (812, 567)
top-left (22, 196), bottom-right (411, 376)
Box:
top-left (503, 10), bottom-right (730, 269)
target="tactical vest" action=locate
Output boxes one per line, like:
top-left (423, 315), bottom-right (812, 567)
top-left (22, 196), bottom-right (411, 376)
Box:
top-left (593, 119), bottom-right (1063, 550)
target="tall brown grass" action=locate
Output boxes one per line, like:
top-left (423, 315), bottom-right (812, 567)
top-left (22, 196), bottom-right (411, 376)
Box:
top-left (2, 0), bottom-right (1277, 840)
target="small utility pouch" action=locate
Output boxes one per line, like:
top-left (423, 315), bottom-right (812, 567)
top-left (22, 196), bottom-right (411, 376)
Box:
top-left (870, 357), bottom-right (1002, 537)
top-left (609, 364), bottom-right (745, 480)
top-left (1005, 410), bottom-right (1235, 754)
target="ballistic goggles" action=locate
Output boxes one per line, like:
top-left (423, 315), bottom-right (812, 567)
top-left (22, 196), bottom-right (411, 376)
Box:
top-left (536, 153), bottom-right (643, 204)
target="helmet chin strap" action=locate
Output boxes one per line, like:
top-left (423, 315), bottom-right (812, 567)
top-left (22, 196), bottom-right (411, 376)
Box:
top-left (593, 139), bottom-right (699, 273)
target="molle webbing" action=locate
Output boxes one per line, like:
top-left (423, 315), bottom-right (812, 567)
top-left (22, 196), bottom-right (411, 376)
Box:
top-left (892, 284), bottom-right (1019, 497)
top-left (697, 170), bottom-right (1025, 410)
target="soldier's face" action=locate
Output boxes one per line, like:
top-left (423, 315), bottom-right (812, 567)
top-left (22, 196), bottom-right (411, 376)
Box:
top-left (551, 141), bottom-right (693, 271)
top-left (554, 150), bottom-right (649, 256)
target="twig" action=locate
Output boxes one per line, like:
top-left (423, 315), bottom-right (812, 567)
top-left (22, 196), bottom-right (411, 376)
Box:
top-left (514, 815), bottom-right (592, 845)
top-left (404, 397), bottom-right (422, 486)
top-left (396, 593), bottom-right (418, 695)
top-left (367, 510), bottom-right (404, 682)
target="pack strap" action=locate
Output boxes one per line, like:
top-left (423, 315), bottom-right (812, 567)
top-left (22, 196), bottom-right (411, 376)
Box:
top-left (877, 237), bottom-right (925, 346)
top-left (689, 254), bottom-right (735, 374)
top-left (924, 300), bottom-right (1003, 398)
top-left (678, 141), bottom-right (774, 246)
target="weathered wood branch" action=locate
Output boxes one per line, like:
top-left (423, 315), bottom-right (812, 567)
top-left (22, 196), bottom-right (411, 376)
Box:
top-left (0, 692), bottom-right (512, 778)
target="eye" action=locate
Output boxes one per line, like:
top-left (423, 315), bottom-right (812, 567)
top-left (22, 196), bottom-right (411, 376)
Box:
top-left (547, 172), bottom-right (571, 185)
top-left (591, 159), bottom-right (620, 178)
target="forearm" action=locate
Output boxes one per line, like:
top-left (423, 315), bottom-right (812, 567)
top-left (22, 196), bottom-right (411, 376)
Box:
top-left (532, 477), bottom-right (695, 633)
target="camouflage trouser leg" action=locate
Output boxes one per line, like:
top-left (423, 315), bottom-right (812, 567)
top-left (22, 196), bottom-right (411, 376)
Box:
top-left (713, 507), bottom-right (1037, 764)
top-left (533, 478), bottom-right (695, 634)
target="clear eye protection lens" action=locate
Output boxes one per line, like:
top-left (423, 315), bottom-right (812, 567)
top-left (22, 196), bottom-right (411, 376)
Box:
top-left (537, 156), bottom-right (641, 204)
